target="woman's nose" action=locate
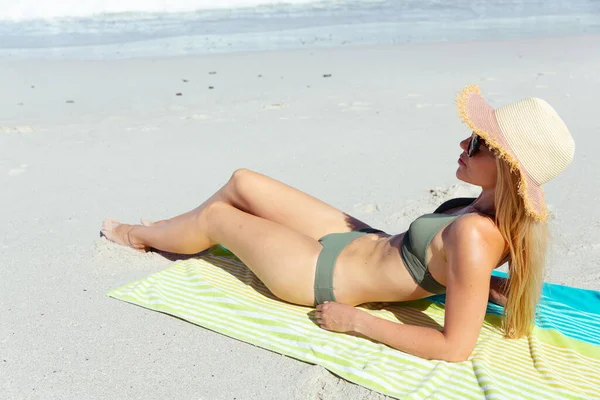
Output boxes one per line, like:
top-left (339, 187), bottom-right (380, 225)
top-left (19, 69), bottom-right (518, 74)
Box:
top-left (460, 137), bottom-right (470, 151)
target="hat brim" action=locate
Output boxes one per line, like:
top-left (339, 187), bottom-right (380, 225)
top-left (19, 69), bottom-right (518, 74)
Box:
top-left (456, 85), bottom-right (547, 221)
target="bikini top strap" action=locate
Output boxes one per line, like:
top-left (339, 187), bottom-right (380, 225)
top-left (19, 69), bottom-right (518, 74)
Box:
top-left (433, 197), bottom-right (478, 214)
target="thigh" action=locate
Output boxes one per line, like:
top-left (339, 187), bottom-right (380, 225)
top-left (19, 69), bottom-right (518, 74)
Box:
top-left (228, 169), bottom-right (372, 241)
top-left (206, 201), bottom-right (323, 307)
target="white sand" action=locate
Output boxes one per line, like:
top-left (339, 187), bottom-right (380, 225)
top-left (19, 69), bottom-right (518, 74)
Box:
top-left (2, 34), bottom-right (600, 399)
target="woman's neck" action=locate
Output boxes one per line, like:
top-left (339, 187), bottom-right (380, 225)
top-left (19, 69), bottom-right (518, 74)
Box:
top-left (471, 190), bottom-right (496, 217)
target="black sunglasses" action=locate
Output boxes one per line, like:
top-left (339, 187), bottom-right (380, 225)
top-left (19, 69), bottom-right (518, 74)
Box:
top-left (468, 134), bottom-right (483, 157)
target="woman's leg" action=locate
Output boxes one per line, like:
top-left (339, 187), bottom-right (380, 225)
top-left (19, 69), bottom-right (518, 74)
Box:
top-left (140, 168), bottom-right (372, 241)
top-left (102, 177), bottom-right (232, 252)
top-left (106, 201), bottom-right (322, 306)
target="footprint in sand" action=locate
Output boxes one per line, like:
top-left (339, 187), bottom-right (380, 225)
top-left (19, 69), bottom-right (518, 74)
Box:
top-left (565, 242), bottom-right (600, 256)
top-left (182, 114), bottom-right (211, 120)
top-left (415, 103), bottom-right (432, 109)
top-left (481, 77), bottom-right (498, 81)
top-left (138, 125), bottom-right (158, 131)
top-left (167, 105), bottom-right (187, 111)
top-left (535, 85), bottom-right (549, 89)
top-left (405, 93), bottom-right (423, 98)
top-left (125, 125), bottom-right (158, 132)
top-left (354, 203), bottom-right (380, 213)
top-left (292, 365), bottom-right (383, 400)
top-left (0, 126), bottom-right (34, 133)
top-left (103, 116), bottom-right (126, 122)
top-left (350, 101), bottom-right (370, 107)
top-left (338, 101), bottom-right (371, 112)
top-left (8, 164), bottom-right (28, 176)
top-left (263, 103), bottom-right (286, 110)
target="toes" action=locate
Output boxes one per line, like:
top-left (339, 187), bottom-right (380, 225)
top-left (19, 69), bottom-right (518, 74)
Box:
top-left (101, 218), bottom-right (122, 242)
top-left (99, 219), bottom-right (148, 252)
top-left (103, 218), bottom-right (117, 227)
top-left (140, 218), bottom-right (153, 227)
top-left (102, 217), bottom-right (121, 230)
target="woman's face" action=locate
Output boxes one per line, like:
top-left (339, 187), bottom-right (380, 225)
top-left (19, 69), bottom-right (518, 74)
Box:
top-left (456, 133), bottom-right (497, 189)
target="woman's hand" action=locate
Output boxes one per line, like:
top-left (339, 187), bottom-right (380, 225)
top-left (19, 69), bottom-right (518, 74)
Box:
top-left (315, 301), bottom-right (362, 333)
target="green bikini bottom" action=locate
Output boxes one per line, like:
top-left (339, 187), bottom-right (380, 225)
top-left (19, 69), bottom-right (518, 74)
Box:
top-left (314, 227), bottom-right (385, 306)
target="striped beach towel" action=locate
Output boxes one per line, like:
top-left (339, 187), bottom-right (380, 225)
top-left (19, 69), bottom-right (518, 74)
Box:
top-left (107, 246), bottom-right (600, 399)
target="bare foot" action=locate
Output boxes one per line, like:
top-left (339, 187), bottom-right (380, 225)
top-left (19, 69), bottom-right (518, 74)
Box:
top-left (101, 217), bottom-right (148, 252)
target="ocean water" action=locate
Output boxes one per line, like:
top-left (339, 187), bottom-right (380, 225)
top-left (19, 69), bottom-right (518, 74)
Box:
top-left (1, 0), bottom-right (599, 59)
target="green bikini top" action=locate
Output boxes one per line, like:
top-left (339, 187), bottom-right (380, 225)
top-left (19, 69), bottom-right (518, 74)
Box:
top-left (400, 197), bottom-right (478, 294)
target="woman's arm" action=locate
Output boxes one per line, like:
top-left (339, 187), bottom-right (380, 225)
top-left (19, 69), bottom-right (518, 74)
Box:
top-left (352, 311), bottom-right (452, 360)
top-left (489, 275), bottom-right (509, 307)
top-left (316, 302), bottom-right (455, 361)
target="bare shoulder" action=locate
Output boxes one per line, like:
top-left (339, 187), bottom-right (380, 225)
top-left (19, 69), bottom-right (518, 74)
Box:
top-left (442, 213), bottom-right (506, 273)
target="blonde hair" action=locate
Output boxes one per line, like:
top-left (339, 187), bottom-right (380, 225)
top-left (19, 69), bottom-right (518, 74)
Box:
top-left (494, 158), bottom-right (549, 338)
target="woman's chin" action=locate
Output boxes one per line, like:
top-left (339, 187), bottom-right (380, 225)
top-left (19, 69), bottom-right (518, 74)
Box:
top-left (455, 168), bottom-right (464, 180)
top-left (455, 169), bottom-right (470, 184)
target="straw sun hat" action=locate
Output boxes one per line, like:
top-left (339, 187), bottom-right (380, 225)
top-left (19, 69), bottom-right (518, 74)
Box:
top-left (456, 84), bottom-right (575, 222)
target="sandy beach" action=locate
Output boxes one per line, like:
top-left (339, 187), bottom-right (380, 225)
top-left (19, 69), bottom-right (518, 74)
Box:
top-left (2, 33), bottom-right (600, 399)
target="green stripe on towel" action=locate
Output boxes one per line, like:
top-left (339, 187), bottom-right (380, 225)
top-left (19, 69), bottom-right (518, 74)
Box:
top-left (107, 247), bottom-right (600, 399)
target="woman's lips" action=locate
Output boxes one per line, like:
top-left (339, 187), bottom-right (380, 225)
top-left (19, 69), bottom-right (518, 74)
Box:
top-left (458, 156), bottom-right (466, 166)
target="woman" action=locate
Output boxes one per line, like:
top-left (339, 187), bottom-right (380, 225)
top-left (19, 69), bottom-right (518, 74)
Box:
top-left (101, 85), bottom-right (575, 362)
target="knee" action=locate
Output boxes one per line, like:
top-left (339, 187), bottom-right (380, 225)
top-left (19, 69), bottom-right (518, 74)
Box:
top-left (230, 168), bottom-right (253, 183)
top-left (227, 168), bottom-right (254, 197)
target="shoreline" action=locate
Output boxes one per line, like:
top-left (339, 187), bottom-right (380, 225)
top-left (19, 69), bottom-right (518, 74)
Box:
top-left (2, 15), bottom-right (600, 61)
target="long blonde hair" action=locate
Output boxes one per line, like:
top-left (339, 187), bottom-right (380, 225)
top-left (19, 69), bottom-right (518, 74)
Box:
top-left (494, 158), bottom-right (549, 338)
